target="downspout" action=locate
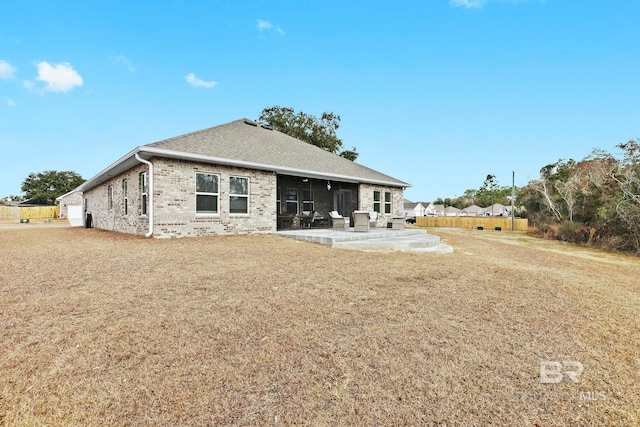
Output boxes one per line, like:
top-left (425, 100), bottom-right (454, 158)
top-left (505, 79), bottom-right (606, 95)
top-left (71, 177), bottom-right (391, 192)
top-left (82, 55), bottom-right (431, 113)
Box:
top-left (135, 153), bottom-right (154, 237)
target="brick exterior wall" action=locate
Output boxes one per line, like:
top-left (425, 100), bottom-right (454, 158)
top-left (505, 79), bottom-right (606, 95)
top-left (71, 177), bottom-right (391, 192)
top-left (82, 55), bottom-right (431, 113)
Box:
top-left (83, 156), bottom-right (405, 237)
top-left (358, 183), bottom-right (405, 227)
top-left (83, 157), bottom-right (277, 238)
top-left (56, 191), bottom-right (83, 218)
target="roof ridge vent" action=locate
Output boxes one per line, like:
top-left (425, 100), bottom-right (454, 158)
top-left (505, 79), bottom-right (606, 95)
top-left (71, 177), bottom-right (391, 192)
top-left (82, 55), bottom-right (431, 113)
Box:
top-left (244, 119), bottom-right (258, 126)
top-left (260, 123), bottom-right (273, 130)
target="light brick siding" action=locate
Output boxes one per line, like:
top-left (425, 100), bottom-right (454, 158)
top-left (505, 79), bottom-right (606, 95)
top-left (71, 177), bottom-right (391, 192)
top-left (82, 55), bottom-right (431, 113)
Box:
top-left (84, 158), bottom-right (277, 238)
top-left (358, 183), bottom-right (404, 227)
top-left (83, 163), bottom-right (149, 235)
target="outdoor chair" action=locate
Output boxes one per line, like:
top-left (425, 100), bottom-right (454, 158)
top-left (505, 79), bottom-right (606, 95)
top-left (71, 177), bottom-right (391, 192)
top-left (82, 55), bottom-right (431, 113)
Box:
top-left (369, 211), bottom-right (378, 228)
top-left (329, 211), bottom-right (348, 230)
top-left (353, 210), bottom-right (370, 232)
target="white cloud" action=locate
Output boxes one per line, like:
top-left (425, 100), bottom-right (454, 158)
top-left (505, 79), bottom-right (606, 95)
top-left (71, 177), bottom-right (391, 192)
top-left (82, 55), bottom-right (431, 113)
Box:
top-left (450, 0), bottom-right (530, 8)
top-left (185, 72), bottom-right (217, 88)
top-left (113, 54), bottom-right (136, 72)
top-left (7, 99), bottom-right (16, 107)
top-left (257, 19), bottom-right (272, 31)
top-left (257, 19), bottom-right (285, 36)
top-left (32, 61), bottom-right (84, 93)
top-left (450, 0), bottom-right (485, 8)
top-left (0, 60), bottom-right (17, 79)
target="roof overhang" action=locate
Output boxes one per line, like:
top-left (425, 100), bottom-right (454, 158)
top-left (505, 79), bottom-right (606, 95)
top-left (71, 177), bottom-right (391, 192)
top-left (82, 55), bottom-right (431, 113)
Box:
top-left (76, 146), bottom-right (411, 193)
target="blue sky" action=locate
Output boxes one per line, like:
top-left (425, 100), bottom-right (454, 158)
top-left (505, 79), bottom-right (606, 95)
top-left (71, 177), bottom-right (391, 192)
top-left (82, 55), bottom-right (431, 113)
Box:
top-left (1, 0), bottom-right (639, 202)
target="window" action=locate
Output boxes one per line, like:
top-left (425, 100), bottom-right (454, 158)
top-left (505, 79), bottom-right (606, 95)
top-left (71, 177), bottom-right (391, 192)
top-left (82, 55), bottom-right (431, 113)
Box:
top-left (107, 186), bottom-right (113, 210)
top-left (122, 180), bottom-right (128, 215)
top-left (196, 172), bottom-right (219, 214)
top-left (286, 189), bottom-right (298, 214)
top-left (302, 188), bottom-right (314, 213)
top-left (140, 172), bottom-right (148, 215)
top-left (373, 190), bottom-right (381, 213)
top-left (384, 191), bottom-right (392, 214)
top-left (229, 176), bottom-right (249, 214)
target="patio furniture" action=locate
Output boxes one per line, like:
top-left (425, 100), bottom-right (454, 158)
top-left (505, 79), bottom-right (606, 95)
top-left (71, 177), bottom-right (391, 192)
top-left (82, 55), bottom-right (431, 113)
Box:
top-left (369, 211), bottom-right (378, 228)
top-left (329, 211), bottom-right (348, 230)
top-left (391, 211), bottom-right (406, 230)
top-left (311, 211), bottom-right (328, 227)
top-left (353, 210), bottom-right (370, 232)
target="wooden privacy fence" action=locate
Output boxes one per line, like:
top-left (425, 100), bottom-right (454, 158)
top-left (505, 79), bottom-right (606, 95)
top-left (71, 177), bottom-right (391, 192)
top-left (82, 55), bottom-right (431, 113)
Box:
top-left (416, 216), bottom-right (528, 231)
top-left (0, 206), bottom-right (59, 220)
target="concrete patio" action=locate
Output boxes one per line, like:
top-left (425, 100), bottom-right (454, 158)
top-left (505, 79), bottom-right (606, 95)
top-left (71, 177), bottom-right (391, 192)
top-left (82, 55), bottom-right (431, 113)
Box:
top-left (274, 228), bottom-right (453, 253)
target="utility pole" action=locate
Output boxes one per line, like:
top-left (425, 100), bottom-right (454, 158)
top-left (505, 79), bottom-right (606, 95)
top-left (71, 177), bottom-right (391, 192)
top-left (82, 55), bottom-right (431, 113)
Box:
top-left (511, 171), bottom-right (515, 232)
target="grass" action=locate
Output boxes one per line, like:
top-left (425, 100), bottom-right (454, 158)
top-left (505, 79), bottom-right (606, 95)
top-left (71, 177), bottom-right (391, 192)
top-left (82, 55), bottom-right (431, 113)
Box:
top-left (1, 226), bottom-right (639, 425)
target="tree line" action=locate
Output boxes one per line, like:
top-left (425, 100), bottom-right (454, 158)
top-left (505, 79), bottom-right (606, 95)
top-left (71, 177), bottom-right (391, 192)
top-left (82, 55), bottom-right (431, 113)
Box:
top-left (434, 174), bottom-right (515, 209)
top-left (434, 139), bottom-right (640, 255)
top-left (432, 139), bottom-right (640, 255)
top-left (518, 139), bottom-right (640, 254)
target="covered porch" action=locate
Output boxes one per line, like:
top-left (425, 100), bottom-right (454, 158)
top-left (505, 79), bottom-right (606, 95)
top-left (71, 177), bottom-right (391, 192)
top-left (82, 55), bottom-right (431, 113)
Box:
top-left (276, 175), bottom-right (359, 230)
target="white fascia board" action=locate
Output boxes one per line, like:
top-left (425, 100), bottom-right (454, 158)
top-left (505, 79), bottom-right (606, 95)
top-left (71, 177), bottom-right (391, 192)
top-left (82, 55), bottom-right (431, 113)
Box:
top-left (76, 147), bottom-right (143, 192)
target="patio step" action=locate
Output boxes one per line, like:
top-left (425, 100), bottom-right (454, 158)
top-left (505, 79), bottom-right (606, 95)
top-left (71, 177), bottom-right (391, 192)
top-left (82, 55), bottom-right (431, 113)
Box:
top-left (275, 229), bottom-right (453, 253)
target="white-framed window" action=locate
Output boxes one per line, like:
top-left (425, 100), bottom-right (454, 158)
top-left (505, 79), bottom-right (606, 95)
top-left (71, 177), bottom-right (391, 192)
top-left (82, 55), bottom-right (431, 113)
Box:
top-left (195, 172), bottom-right (219, 214)
top-left (107, 185), bottom-right (114, 210)
top-left (122, 180), bottom-right (128, 215)
top-left (384, 191), bottom-right (392, 214)
top-left (285, 188), bottom-right (298, 214)
top-left (140, 172), bottom-right (148, 216)
top-left (302, 188), bottom-right (314, 214)
top-left (229, 176), bottom-right (249, 214)
top-left (373, 190), bottom-right (381, 213)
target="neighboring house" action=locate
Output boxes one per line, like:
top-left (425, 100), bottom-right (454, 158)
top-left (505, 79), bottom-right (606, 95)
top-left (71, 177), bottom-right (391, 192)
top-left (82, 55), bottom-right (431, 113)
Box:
top-left (76, 118), bottom-right (410, 238)
top-left (460, 204), bottom-right (482, 216)
top-left (481, 203), bottom-right (508, 216)
top-left (403, 201), bottom-right (417, 218)
top-left (444, 206), bottom-right (461, 217)
top-left (423, 203), bottom-right (440, 216)
top-left (404, 201), bottom-right (426, 218)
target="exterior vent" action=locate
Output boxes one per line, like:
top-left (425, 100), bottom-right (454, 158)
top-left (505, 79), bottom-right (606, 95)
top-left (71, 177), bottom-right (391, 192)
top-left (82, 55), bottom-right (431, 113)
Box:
top-left (244, 119), bottom-right (258, 126)
top-left (260, 123), bottom-right (273, 130)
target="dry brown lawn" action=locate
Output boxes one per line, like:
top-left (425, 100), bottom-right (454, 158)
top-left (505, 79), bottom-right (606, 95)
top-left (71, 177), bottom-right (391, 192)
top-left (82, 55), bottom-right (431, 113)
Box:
top-left (1, 226), bottom-right (639, 426)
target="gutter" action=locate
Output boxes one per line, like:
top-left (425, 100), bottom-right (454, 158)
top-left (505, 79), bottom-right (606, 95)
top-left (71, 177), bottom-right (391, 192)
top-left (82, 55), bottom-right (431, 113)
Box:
top-left (135, 153), bottom-right (153, 237)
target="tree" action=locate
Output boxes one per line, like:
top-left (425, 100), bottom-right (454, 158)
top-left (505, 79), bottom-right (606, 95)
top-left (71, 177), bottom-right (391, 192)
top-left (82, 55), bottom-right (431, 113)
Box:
top-left (258, 106), bottom-right (358, 160)
top-left (476, 174), bottom-right (511, 207)
top-left (21, 170), bottom-right (85, 205)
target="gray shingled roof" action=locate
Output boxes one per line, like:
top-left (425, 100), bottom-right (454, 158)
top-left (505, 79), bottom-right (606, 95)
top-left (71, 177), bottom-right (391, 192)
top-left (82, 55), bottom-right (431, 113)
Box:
top-left (144, 118), bottom-right (409, 187)
top-left (77, 118), bottom-right (409, 193)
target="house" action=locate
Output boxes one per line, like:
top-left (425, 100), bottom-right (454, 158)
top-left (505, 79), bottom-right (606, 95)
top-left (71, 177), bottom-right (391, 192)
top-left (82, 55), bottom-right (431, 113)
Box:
top-left (443, 206), bottom-right (461, 217)
top-left (403, 200), bottom-right (426, 218)
top-left (423, 203), bottom-right (441, 217)
top-left (75, 118), bottom-right (410, 238)
top-left (481, 203), bottom-right (508, 217)
top-left (460, 204), bottom-right (482, 216)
